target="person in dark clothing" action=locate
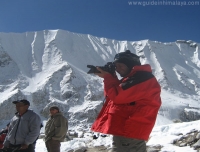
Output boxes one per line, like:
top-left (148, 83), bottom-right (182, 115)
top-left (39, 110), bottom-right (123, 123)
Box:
top-left (0, 123), bottom-right (9, 135)
top-left (91, 50), bottom-right (161, 152)
top-left (0, 123), bottom-right (9, 149)
top-left (2, 99), bottom-right (41, 152)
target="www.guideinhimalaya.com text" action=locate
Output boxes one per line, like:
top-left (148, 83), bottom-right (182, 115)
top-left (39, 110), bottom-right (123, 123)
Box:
top-left (128, 0), bottom-right (200, 6)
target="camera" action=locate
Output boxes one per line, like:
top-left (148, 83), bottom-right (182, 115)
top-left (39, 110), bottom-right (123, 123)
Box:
top-left (87, 62), bottom-right (115, 74)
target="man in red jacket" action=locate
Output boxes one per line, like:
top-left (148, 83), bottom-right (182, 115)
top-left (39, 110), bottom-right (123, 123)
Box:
top-left (91, 50), bottom-right (161, 152)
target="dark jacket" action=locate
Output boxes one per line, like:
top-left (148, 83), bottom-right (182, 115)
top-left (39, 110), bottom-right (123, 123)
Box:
top-left (45, 113), bottom-right (68, 142)
top-left (91, 64), bottom-right (161, 140)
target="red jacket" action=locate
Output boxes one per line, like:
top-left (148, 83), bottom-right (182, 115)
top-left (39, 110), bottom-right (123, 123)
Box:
top-left (91, 64), bottom-right (161, 140)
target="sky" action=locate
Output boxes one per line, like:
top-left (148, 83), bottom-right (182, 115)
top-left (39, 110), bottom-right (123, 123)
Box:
top-left (0, 0), bottom-right (200, 43)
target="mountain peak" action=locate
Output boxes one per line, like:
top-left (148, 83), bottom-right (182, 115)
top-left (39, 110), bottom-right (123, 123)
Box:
top-left (0, 30), bottom-right (200, 129)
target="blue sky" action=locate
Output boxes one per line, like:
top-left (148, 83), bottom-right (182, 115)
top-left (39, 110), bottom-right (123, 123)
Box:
top-left (0, 0), bottom-right (199, 42)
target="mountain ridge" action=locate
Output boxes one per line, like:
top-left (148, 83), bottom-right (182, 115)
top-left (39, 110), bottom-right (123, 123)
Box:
top-left (0, 29), bottom-right (200, 130)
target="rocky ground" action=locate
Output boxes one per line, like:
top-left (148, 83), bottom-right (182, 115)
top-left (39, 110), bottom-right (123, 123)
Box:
top-left (40, 129), bottom-right (200, 152)
top-left (73, 129), bottom-right (200, 152)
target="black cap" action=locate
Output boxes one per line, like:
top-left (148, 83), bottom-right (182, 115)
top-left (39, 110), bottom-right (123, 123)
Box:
top-left (114, 50), bottom-right (141, 69)
top-left (12, 99), bottom-right (30, 106)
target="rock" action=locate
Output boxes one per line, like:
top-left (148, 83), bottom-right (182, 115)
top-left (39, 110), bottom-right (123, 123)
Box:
top-left (173, 130), bottom-right (200, 151)
top-left (180, 142), bottom-right (187, 147)
top-left (185, 135), bottom-right (196, 144)
top-left (146, 145), bottom-right (162, 152)
top-left (192, 139), bottom-right (200, 149)
top-left (196, 133), bottom-right (200, 139)
top-left (73, 147), bottom-right (87, 152)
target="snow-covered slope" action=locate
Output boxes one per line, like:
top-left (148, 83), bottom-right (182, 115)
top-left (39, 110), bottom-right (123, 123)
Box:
top-left (0, 30), bottom-right (200, 130)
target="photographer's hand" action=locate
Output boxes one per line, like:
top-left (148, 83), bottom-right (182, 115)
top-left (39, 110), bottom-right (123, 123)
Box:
top-left (94, 67), bottom-right (110, 78)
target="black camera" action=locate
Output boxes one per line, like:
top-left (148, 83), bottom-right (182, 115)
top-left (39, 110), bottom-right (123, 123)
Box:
top-left (87, 62), bottom-right (115, 74)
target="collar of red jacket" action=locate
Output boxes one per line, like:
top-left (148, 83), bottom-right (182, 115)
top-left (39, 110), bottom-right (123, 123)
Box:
top-left (126, 64), bottom-right (152, 77)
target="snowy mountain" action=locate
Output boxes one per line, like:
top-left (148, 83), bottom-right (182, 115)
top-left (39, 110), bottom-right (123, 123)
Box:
top-left (0, 29), bottom-right (200, 132)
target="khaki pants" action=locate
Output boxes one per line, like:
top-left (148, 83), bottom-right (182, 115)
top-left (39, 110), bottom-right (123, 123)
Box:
top-left (108, 136), bottom-right (146, 152)
top-left (45, 139), bottom-right (61, 152)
